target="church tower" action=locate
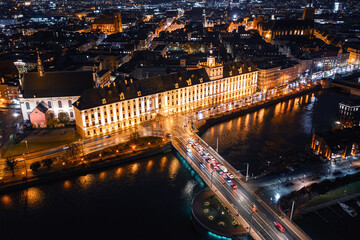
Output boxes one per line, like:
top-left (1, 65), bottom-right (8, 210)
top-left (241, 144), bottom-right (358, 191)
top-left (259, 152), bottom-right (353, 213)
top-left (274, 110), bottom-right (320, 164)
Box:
top-left (200, 43), bottom-right (223, 80)
top-left (303, 0), bottom-right (315, 21)
top-left (37, 50), bottom-right (44, 77)
top-left (114, 12), bottom-right (123, 33)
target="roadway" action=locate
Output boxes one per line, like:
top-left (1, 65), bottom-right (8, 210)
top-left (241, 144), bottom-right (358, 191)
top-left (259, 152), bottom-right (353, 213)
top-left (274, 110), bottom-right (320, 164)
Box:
top-left (170, 122), bottom-right (309, 240)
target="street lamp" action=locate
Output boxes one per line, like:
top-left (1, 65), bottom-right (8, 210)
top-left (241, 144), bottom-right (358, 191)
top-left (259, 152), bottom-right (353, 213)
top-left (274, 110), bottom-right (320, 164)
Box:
top-left (24, 140), bottom-right (29, 178)
top-left (210, 170), bottom-right (214, 189)
top-left (246, 163), bottom-right (249, 181)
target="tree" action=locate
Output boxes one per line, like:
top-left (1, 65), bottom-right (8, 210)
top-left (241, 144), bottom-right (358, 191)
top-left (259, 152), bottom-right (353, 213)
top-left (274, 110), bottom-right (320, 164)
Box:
top-left (58, 112), bottom-right (70, 123)
top-left (46, 111), bottom-right (57, 127)
top-left (66, 143), bottom-right (78, 160)
top-left (6, 158), bottom-right (17, 176)
top-left (130, 132), bottom-right (140, 143)
top-left (42, 158), bottom-right (53, 169)
top-left (30, 161), bottom-right (41, 172)
top-left (9, 134), bottom-right (18, 145)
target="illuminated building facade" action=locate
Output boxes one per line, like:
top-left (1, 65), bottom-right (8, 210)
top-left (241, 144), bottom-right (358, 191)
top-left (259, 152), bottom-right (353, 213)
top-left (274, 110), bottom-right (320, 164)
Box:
top-left (92, 13), bottom-right (123, 34)
top-left (257, 65), bottom-right (281, 91)
top-left (257, 60), bottom-right (302, 92)
top-left (74, 54), bottom-right (258, 137)
top-left (348, 47), bottom-right (360, 66)
top-left (257, 20), bottom-right (314, 43)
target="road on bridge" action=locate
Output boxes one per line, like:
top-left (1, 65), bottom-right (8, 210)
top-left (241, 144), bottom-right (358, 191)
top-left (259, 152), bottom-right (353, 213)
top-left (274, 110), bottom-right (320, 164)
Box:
top-left (169, 118), bottom-right (310, 240)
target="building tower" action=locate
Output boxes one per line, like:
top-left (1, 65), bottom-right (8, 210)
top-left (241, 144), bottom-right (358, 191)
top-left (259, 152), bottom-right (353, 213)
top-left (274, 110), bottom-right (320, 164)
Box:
top-left (207, 43), bottom-right (216, 67)
top-left (302, 0), bottom-right (315, 21)
top-left (114, 12), bottom-right (123, 33)
top-left (37, 50), bottom-right (44, 77)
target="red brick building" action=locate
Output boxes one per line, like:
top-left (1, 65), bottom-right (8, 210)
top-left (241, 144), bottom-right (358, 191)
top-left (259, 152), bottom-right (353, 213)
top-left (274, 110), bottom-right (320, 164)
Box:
top-left (29, 102), bottom-right (48, 128)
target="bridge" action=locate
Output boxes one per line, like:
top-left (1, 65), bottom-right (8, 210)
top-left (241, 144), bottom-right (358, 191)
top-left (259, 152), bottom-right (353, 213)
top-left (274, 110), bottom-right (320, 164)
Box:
top-left (166, 113), bottom-right (312, 240)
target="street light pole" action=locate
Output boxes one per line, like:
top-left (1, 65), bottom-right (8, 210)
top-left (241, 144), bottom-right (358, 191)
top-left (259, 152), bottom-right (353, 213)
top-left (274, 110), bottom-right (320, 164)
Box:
top-left (211, 170), bottom-right (214, 189)
top-left (24, 140), bottom-right (29, 178)
top-left (246, 163), bottom-right (249, 182)
top-left (290, 200), bottom-right (295, 221)
top-left (216, 137), bottom-right (218, 152)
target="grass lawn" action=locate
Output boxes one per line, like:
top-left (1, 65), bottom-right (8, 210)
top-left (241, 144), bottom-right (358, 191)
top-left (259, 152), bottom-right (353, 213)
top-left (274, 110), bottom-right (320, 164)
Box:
top-left (2, 140), bottom-right (78, 158)
top-left (303, 181), bottom-right (360, 208)
top-left (2, 129), bottom-right (81, 158)
top-left (201, 195), bottom-right (241, 230)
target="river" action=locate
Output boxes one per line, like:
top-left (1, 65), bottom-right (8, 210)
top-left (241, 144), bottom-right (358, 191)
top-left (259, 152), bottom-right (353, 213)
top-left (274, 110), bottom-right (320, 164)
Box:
top-left (202, 89), bottom-right (355, 176)
top-left (0, 152), bottom-right (207, 240)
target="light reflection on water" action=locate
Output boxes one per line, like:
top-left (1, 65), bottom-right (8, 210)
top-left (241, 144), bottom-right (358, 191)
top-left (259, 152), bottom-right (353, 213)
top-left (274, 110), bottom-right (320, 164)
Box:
top-left (63, 180), bottom-right (71, 190)
top-left (0, 153), bottom-right (206, 240)
top-left (202, 90), bottom-right (353, 175)
top-left (169, 158), bottom-right (181, 178)
top-left (78, 174), bottom-right (94, 189)
top-left (24, 187), bottom-right (44, 208)
top-left (1, 195), bottom-right (11, 208)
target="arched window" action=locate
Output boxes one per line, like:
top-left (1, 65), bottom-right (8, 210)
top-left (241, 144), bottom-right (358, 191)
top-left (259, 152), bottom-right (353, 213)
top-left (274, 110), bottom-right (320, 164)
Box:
top-left (58, 101), bottom-right (62, 108)
top-left (70, 112), bottom-right (74, 118)
top-left (48, 101), bottom-right (52, 108)
top-left (68, 100), bottom-right (72, 108)
top-left (26, 102), bottom-right (30, 110)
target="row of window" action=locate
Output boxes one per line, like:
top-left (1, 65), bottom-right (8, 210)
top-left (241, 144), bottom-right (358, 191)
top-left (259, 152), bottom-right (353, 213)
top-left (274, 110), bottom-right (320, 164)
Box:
top-left (25, 100), bottom-right (73, 110)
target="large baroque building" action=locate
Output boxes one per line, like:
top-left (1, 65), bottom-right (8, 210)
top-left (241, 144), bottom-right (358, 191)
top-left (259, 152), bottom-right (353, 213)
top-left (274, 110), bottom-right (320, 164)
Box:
top-left (73, 54), bottom-right (258, 137)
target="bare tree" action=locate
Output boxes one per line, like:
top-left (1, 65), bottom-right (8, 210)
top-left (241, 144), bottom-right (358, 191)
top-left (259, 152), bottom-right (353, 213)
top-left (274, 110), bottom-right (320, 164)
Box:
top-left (6, 158), bottom-right (17, 176)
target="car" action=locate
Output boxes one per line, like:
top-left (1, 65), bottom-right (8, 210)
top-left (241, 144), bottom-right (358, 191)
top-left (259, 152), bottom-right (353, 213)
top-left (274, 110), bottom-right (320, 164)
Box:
top-left (220, 166), bottom-right (228, 173)
top-left (223, 177), bottom-right (232, 183)
top-left (216, 169), bottom-right (224, 175)
top-left (231, 183), bottom-right (238, 189)
top-left (210, 163), bottom-right (219, 170)
top-left (227, 173), bottom-right (234, 179)
top-left (274, 222), bottom-right (285, 233)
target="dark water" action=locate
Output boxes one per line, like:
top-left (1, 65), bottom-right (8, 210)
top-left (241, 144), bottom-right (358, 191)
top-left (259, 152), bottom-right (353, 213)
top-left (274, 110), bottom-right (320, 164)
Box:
top-left (0, 152), bottom-right (207, 240)
top-left (202, 89), bottom-right (355, 175)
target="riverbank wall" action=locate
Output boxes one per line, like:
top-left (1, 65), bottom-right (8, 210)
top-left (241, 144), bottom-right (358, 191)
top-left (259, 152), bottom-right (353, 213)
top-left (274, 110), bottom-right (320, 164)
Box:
top-left (0, 143), bottom-right (171, 194)
top-left (197, 85), bottom-right (322, 136)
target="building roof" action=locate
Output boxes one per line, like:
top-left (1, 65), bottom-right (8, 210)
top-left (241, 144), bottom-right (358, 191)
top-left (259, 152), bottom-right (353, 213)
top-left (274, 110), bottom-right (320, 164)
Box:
top-left (32, 101), bottom-right (48, 114)
top-left (317, 127), bottom-right (360, 152)
top-left (74, 60), bottom-right (258, 111)
top-left (23, 71), bottom-right (94, 98)
top-left (260, 20), bottom-right (314, 31)
top-left (223, 60), bottom-right (257, 77)
top-left (75, 68), bottom-right (210, 110)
